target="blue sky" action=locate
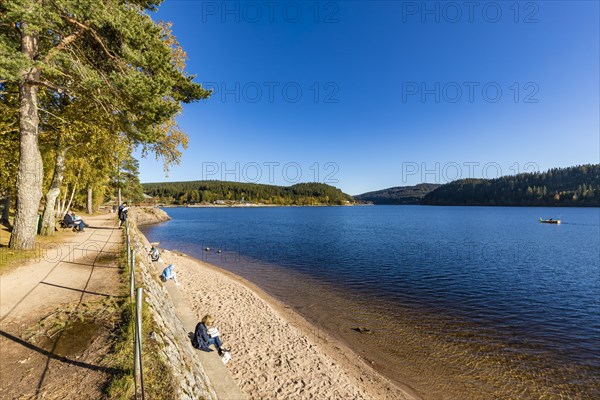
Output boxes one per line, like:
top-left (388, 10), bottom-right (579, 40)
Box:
top-left (138, 1), bottom-right (599, 195)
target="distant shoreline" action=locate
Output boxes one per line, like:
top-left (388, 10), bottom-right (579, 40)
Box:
top-left (157, 203), bottom-right (367, 208)
top-left (153, 203), bottom-right (596, 208)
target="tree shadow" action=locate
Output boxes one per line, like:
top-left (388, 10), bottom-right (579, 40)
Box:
top-left (39, 281), bottom-right (127, 298)
top-left (88, 226), bottom-right (117, 230)
top-left (0, 329), bottom-right (123, 375)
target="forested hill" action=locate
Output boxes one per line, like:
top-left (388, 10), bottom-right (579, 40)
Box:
top-left (142, 181), bottom-right (354, 205)
top-left (421, 164), bottom-right (600, 206)
top-left (355, 184), bottom-right (441, 204)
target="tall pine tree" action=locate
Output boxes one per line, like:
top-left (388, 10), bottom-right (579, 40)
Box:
top-left (0, 0), bottom-right (210, 249)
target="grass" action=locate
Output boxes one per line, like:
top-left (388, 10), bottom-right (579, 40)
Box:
top-left (0, 218), bottom-right (77, 275)
top-left (103, 233), bottom-right (177, 400)
top-left (23, 298), bottom-right (122, 344)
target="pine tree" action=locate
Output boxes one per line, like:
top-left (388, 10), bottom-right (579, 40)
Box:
top-left (0, 0), bottom-right (210, 249)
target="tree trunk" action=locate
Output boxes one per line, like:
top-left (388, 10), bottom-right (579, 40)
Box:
top-left (118, 186), bottom-right (122, 207)
top-left (9, 28), bottom-right (42, 250)
top-left (57, 189), bottom-right (67, 217)
top-left (86, 186), bottom-right (93, 214)
top-left (1, 196), bottom-right (10, 225)
top-left (40, 146), bottom-right (67, 236)
top-left (56, 198), bottom-right (62, 218)
top-left (65, 184), bottom-right (76, 214)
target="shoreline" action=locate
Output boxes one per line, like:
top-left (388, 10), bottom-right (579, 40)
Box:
top-left (158, 203), bottom-right (365, 208)
top-left (156, 248), bottom-right (419, 399)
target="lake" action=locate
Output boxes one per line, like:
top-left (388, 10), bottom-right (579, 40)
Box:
top-left (141, 205), bottom-right (600, 399)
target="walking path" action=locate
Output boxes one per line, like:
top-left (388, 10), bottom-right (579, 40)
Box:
top-left (0, 213), bottom-right (123, 399)
top-left (1, 214), bottom-right (122, 323)
top-left (1, 213), bottom-right (246, 399)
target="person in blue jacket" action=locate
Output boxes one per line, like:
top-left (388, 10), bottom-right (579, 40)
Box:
top-left (192, 314), bottom-right (230, 356)
top-left (160, 264), bottom-right (179, 285)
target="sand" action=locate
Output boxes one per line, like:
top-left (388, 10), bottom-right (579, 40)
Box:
top-left (157, 249), bottom-right (417, 400)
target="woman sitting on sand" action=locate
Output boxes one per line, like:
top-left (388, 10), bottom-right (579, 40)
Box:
top-left (192, 314), bottom-right (230, 356)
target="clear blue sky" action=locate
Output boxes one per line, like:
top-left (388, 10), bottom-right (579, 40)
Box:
top-left (137, 0), bottom-right (599, 195)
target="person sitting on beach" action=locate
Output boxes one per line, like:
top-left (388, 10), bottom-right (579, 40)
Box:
top-left (160, 264), bottom-right (179, 285)
top-left (149, 246), bottom-right (161, 262)
top-left (64, 212), bottom-right (85, 232)
top-left (192, 314), bottom-right (230, 356)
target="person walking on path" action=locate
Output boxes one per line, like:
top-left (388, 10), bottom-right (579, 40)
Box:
top-left (118, 202), bottom-right (128, 228)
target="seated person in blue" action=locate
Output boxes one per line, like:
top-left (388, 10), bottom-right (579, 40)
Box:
top-left (160, 264), bottom-right (179, 285)
top-left (71, 212), bottom-right (89, 228)
top-left (64, 212), bottom-right (85, 232)
top-left (192, 314), bottom-right (230, 356)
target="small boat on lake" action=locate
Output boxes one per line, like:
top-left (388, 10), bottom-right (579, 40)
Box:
top-left (540, 218), bottom-right (561, 224)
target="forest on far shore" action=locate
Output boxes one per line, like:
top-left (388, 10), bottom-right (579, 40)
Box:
top-left (421, 164), bottom-right (600, 207)
top-left (142, 181), bottom-right (354, 206)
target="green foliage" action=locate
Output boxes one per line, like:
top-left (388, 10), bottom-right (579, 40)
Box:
top-left (422, 164), bottom-right (600, 207)
top-left (0, 0), bottom-right (211, 135)
top-left (1, 0), bottom-right (211, 238)
top-left (118, 157), bottom-right (145, 204)
top-left (355, 183), bottom-right (441, 205)
top-left (0, 83), bottom-right (19, 198)
top-left (142, 181), bottom-right (354, 206)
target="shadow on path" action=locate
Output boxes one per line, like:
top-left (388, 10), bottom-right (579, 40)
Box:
top-left (39, 281), bottom-right (126, 299)
top-left (0, 330), bottom-right (122, 375)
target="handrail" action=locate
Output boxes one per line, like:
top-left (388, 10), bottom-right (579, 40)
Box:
top-left (125, 219), bottom-right (145, 399)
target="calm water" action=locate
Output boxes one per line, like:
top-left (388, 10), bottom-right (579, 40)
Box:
top-left (142, 206), bottom-right (600, 399)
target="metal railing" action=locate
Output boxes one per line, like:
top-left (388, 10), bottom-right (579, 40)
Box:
top-left (125, 219), bottom-right (145, 400)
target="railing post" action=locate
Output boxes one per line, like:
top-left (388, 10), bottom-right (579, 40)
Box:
top-left (135, 287), bottom-right (145, 400)
top-left (129, 247), bottom-right (135, 300)
top-left (126, 234), bottom-right (130, 271)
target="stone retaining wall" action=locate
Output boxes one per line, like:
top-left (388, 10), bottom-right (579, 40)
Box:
top-left (129, 222), bottom-right (217, 400)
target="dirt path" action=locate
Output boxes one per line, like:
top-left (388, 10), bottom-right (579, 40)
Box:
top-left (0, 214), bottom-right (123, 399)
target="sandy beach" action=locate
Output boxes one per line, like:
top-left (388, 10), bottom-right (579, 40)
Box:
top-left (156, 249), bottom-right (416, 400)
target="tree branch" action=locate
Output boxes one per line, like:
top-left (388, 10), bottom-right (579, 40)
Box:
top-left (43, 30), bottom-right (84, 64)
top-left (29, 80), bottom-right (68, 93)
top-left (61, 16), bottom-right (125, 73)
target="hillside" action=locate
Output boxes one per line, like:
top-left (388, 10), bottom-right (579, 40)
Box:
top-left (421, 164), bottom-right (600, 206)
top-left (355, 183), bottom-right (441, 204)
top-left (142, 181), bottom-right (354, 206)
